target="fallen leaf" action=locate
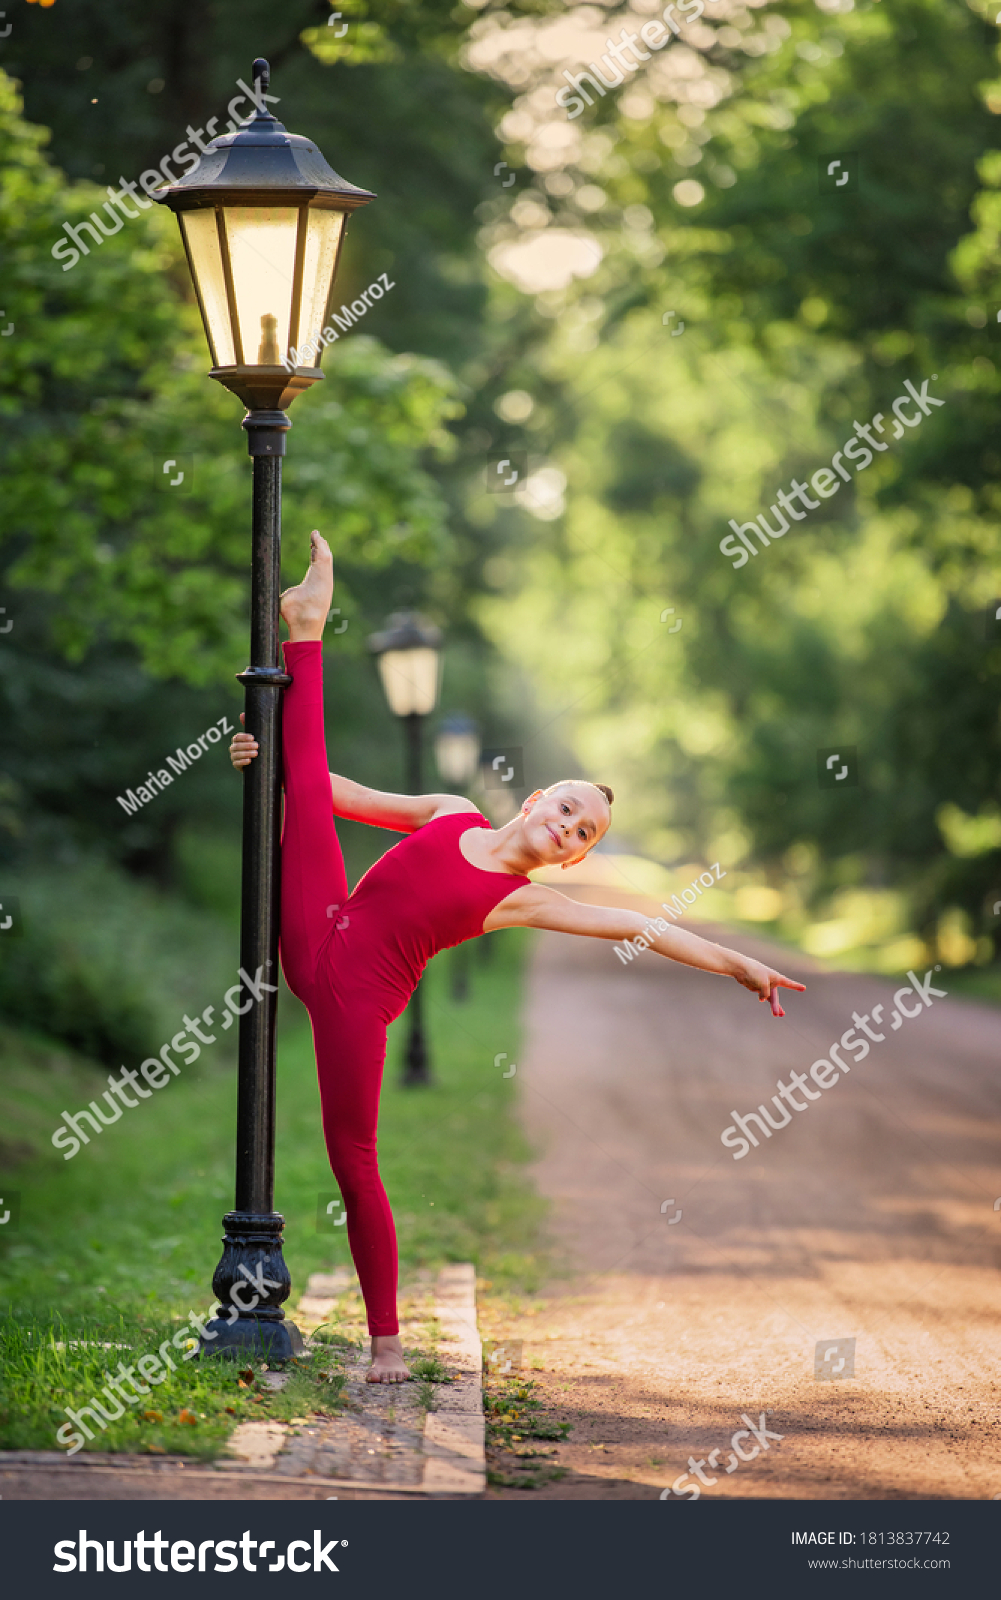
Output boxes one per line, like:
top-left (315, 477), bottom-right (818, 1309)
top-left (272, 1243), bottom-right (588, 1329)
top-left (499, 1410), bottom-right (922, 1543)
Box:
top-left (178, 1409), bottom-right (198, 1425)
top-left (237, 1379), bottom-right (250, 1389)
top-left (225, 1406), bottom-right (237, 1415)
top-left (143, 1410), bottom-right (163, 1423)
top-left (237, 1367), bottom-right (254, 1383)
top-left (147, 1444), bottom-right (167, 1455)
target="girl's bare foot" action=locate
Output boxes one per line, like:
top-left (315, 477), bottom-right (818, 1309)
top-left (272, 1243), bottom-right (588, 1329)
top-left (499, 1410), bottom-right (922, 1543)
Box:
top-left (280, 529), bottom-right (334, 641)
top-left (367, 1334), bottom-right (409, 1384)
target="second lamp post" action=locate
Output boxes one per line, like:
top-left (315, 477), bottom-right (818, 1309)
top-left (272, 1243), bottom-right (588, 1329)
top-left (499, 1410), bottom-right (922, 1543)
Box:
top-left (367, 612), bottom-right (442, 1085)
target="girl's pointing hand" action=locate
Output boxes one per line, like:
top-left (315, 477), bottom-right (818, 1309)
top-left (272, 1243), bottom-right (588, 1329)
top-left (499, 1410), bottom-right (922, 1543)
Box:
top-left (733, 956), bottom-right (806, 1018)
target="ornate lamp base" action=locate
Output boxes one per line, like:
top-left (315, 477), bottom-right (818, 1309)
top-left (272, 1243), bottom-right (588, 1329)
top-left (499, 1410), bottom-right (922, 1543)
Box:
top-left (201, 1210), bottom-right (303, 1362)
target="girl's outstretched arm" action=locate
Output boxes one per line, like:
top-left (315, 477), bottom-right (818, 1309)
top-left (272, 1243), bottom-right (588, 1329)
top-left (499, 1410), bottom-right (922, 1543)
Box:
top-left (229, 720), bottom-right (476, 832)
top-left (485, 883), bottom-right (806, 1017)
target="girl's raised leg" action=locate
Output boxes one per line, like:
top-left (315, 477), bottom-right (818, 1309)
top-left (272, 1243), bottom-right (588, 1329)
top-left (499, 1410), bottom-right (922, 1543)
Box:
top-left (278, 533), bottom-right (346, 995)
top-left (279, 533), bottom-right (408, 1382)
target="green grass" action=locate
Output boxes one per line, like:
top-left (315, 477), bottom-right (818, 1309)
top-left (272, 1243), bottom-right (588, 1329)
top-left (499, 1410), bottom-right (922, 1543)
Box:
top-left (0, 1311), bottom-right (350, 1458)
top-left (0, 928), bottom-right (545, 1452)
top-left (483, 1376), bottom-right (571, 1489)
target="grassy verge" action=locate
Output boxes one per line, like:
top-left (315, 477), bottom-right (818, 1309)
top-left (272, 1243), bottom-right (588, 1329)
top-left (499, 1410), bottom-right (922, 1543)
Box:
top-left (483, 1375), bottom-right (570, 1490)
top-left (0, 1310), bottom-right (350, 1459)
top-left (0, 927), bottom-right (545, 1454)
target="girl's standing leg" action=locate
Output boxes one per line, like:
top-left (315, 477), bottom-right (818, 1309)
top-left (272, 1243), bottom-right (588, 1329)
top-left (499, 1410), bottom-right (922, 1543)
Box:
top-left (313, 998), bottom-right (400, 1337)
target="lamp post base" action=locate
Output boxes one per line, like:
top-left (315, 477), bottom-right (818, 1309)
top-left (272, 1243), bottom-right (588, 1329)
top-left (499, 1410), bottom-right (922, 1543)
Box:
top-left (203, 1210), bottom-right (303, 1363)
top-left (200, 1310), bottom-right (304, 1363)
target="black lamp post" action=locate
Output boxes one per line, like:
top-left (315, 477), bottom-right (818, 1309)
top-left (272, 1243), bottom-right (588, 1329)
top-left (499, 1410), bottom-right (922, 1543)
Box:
top-left (155, 59), bottom-right (374, 1358)
top-left (434, 715), bottom-right (481, 1000)
top-left (367, 612), bottom-right (443, 1085)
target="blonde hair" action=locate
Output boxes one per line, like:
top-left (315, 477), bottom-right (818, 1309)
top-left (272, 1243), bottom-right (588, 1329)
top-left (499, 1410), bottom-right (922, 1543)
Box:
top-left (543, 779), bottom-right (614, 808)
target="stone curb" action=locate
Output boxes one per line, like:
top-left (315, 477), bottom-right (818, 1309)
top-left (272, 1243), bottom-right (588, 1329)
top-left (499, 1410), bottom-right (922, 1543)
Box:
top-left (421, 1264), bottom-right (485, 1495)
top-left (0, 1265), bottom-right (486, 1499)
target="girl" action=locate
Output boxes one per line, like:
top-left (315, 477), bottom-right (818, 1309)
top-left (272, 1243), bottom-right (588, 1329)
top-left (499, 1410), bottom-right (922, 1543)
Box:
top-left (230, 531), bottom-right (805, 1381)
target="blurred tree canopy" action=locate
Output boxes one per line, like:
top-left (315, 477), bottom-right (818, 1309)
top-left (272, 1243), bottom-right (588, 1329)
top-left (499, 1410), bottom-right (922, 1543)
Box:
top-left (1, 0), bottom-right (1000, 981)
top-left (462, 0), bottom-right (1001, 968)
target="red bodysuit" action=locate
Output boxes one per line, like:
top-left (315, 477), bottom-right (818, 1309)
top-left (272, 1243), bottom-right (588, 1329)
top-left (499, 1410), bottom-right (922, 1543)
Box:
top-left (279, 641), bottom-right (530, 1334)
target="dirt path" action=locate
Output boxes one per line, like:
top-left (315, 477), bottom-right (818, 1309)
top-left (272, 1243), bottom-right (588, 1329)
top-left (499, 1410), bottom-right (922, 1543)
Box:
top-left (482, 888), bottom-right (1001, 1500)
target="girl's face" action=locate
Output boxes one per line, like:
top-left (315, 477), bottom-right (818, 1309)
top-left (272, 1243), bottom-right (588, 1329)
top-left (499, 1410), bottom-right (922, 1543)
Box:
top-left (522, 785), bottom-right (610, 867)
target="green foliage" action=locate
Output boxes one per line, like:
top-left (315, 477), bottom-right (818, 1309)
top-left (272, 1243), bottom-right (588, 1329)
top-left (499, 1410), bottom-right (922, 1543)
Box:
top-left (465, 0), bottom-right (1001, 970)
top-left (409, 1352), bottom-right (450, 1383)
top-left (0, 856), bottom-right (237, 1065)
top-left (0, 68), bottom-right (462, 685)
top-left (0, 926), bottom-right (543, 1320)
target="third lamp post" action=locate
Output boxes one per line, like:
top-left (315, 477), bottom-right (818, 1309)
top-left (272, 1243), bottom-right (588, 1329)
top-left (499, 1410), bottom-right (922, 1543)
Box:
top-left (434, 714), bottom-right (481, 1000)
top-left (367, 612), bottom-right (443, 1084)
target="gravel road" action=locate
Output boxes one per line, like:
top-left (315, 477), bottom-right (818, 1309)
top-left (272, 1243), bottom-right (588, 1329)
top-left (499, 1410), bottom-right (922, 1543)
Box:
top-left (484, 888), bottom-right (1001, 1500)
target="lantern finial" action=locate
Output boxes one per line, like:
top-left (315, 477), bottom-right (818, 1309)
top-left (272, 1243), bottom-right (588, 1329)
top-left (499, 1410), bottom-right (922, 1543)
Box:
top-left (252, 59), bottom-right (271, 96)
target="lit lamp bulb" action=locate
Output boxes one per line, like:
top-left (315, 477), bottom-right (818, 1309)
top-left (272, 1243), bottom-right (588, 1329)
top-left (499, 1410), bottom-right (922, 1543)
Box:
top-left (258, 313), bottom-right (280, 366)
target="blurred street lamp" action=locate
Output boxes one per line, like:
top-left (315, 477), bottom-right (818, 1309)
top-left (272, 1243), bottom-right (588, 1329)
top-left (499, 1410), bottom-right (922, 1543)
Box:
top-left (434, 714), bottom-right (480, 789)
top-left (367, 612), bottom-right (443, 1084)
top-left (155, 58), bottom-right (374, 1359)
top-left (434, 714), bottom-right (480, 1000)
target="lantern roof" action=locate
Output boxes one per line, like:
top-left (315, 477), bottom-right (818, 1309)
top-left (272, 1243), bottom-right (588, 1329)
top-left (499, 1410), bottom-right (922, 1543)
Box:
top-left (367, 612), bottom-right (444, 656)
top-left (155, 59), bottom-right (375, 212)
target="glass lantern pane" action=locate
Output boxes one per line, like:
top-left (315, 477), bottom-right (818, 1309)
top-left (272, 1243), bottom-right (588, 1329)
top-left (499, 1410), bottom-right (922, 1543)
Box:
top-left (297, 209), bottom-right (346, 359)
top-left (435, 731), bottom-right (480, 785)
top-left (179, 209), bottom-right (236, 368)
top-left (223, 206), bottom-right (299, 367)
top-left (377, 648), bottom-right (441, 717)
